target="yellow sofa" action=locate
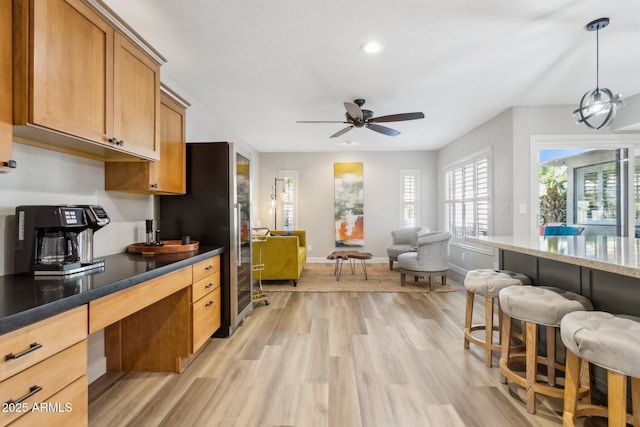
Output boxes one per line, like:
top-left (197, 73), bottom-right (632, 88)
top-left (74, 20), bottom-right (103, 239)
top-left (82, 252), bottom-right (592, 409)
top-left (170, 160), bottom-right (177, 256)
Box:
top-left (252, 230), bottom-right (307, 286)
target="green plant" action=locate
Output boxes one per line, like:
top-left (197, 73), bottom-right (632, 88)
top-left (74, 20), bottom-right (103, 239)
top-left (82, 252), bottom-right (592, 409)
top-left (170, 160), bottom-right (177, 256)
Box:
top-left (539, 166), bottom-right (567, 225)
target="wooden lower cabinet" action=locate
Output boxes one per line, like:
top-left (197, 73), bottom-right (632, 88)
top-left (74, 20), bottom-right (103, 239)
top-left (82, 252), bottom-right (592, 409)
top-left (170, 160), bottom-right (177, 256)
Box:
top-left (8, 376), bottom-right (88, 427)
top-left (0, 306), bottom-right (88, 427)
top-left (192, 285), bottom-right (221, 353)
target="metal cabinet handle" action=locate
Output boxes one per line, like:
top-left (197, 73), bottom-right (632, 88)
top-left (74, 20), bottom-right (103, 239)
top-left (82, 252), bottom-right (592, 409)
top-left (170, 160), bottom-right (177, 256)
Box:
top-left (205, 283), bottom-right (214, 289)
top-left (150, 183), bottom-right (158, 189)
top-left (5, 343), bottom-right (43, 361)
top-left (2, 160), bottom-right (17, 168)
top-left (205, 301), bottom-right (214, 307)
top-left (107, 138), bottom-right (124, 146)
top-left (204, 265), bottom-right (213, 271)
top-left (5, 385), bottom-right (43, 405)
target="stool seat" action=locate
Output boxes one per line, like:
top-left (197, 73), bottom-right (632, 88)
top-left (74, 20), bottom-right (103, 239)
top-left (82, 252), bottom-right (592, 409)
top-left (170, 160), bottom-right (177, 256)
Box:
top-left (464, 269), bottom-right (531, 297)
top-left (500, 286), bottom-right (593, 326)
top-left (561, 311), bottom-right (640, 380)
top-left (463, 269), bottom-right (530, 367)
top-left (499, 285), bottom-right (593, 414)
top-left (560, 311), bottom-right (640, 426)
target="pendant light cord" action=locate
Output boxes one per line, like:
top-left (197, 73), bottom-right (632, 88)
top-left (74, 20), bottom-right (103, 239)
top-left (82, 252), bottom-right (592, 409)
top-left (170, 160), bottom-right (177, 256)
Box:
top-left (596, 27), bottom-right (600, 91)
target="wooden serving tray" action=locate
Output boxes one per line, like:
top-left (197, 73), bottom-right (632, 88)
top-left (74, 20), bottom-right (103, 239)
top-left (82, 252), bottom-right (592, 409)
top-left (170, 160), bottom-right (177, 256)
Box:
top-left (127, 240), bottom-right (199, 255)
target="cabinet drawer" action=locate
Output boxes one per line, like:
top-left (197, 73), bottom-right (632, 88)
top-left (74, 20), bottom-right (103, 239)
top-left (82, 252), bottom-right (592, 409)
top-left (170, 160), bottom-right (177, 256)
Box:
top-left (0, 306), bottom-right (87, 382)
top-left (8, 375), bottom-right (88, 427)
top-left (192, 256), bottom-right (220, 283)
top-left (191, 274), bottom-right (220, 303)
top-left (191, 286), bottom-right (221, 353)
top-left (0, 341), bottom-right (86, 426)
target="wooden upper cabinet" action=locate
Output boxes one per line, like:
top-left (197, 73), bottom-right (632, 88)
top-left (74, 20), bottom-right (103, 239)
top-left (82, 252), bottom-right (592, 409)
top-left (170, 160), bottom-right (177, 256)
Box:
top-left (105, 85), bottom-right (188, 194)
top-left (12, 0), bottom-right (164, 162)
top-left (113, 33), bottom-right (160, 160)
top-left (151, 89), bottom-right (187, 193)
top-left (0, 0), bottom-right (14, 173)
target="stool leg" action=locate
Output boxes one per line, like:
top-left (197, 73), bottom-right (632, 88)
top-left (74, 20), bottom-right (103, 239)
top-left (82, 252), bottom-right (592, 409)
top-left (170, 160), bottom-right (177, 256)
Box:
top-left (546, 326), bottom-right (556, 387)
top-left (497, 303), bottom-right (503, 347)
top-left (484, 296), bottom-right (494, 367)
top-left (562, 350), bottom-right (581, 427)
top-left (632, 377), bottom-right (640, 426)
top-left (608, 370), bottom-right (627, 427)
top-left (579, 356), bottom-right (591, 404)
top-left (499, 310), bottom-right (512, 384)
top-left (525, 321), bottom-right (538, 414)
top-left (464, 291), bottom-right (474, 350)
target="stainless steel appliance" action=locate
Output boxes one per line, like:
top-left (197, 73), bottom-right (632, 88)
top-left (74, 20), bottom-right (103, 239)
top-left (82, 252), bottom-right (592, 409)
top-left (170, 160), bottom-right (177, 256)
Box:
top-left (159, 142), bottom-right (252, 336)
top-left (14, 205), bottom-right (109, 275)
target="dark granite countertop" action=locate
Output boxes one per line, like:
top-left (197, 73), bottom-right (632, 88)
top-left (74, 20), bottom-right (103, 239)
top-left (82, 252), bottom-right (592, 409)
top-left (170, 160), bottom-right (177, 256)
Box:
top-left (0, 246), bottom-right (225, 335)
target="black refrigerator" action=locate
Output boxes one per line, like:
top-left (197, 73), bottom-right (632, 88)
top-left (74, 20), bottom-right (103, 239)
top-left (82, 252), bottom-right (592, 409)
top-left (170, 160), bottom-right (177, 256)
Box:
top-left (159, 142), bottom-right (252, 337)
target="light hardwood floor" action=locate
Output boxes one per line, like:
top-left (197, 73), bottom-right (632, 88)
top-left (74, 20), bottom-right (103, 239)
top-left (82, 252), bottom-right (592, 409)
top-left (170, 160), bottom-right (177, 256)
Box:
top-left (88, 279), bottom-right (607, 426)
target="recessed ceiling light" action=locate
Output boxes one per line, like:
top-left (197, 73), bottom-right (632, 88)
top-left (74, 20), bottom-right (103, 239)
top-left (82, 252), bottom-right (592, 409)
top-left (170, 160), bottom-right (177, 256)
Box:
top-left (360, 41), bottom-right (382, 54)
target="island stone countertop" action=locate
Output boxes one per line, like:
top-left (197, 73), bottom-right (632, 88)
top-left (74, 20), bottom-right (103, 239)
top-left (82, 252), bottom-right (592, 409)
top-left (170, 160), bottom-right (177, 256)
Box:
top-left (466, 235), bottom-right (640, 279)
top-left (0, 246), bottom-right (224, 335)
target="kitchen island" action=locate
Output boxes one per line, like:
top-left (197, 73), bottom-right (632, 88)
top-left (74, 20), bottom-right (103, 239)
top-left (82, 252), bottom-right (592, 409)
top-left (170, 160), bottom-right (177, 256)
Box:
top-left (468, 235), bottom-right (640, 404)
top-left (467, 235), bottom-right (640, 316)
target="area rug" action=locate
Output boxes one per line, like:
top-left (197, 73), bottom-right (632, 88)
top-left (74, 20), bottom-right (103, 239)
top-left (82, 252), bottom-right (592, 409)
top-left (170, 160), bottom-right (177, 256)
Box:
top-left (260, 263), bottom-right (458, 293)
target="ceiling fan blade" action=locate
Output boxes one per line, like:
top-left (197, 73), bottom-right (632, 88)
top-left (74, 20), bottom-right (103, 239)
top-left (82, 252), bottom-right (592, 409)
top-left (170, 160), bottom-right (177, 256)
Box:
top-left (343, 102), bottom-right (363, 121)
top-left (296, 120), bottom-right (349, 123)
top-left (366, 123), bottom-right (400, 137)
top-left (330, 126), bottom-right (354, 138)
top-left (369, 112), bottom-right (425, 123)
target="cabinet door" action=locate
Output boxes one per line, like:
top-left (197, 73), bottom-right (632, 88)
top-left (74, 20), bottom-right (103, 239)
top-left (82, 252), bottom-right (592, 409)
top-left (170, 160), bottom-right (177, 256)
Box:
top-left (25, 0), bottom-right (113, 144)
top-left (149, 94), bottom-right (186, 193)
top-left (113, 33), bottom-right (160, 161)
top-left (0, 0), bottom-right (12, 172)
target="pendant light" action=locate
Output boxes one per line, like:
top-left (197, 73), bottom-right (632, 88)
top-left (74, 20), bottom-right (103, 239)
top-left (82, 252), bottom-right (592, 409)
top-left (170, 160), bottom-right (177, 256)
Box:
top-left (572, 18), bottom-right (624, 130)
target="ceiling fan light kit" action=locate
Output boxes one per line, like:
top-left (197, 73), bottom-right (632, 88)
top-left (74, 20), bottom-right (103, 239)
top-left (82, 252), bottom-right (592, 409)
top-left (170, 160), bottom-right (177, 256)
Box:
top-left (297, 98), bottom-right (425, 138)
top-left (572, 17), bottom-right (624, 130)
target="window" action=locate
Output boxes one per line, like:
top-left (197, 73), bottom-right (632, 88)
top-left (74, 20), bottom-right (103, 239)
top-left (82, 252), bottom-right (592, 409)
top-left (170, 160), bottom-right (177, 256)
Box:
top-left (399, 169), bottom-right (419, 228)
top-left (575, 162), bottom-right (618, 224)
top-left (444, 150), bottom-right (490, 239)
top-left (279, 170), bottom-right (298, 230)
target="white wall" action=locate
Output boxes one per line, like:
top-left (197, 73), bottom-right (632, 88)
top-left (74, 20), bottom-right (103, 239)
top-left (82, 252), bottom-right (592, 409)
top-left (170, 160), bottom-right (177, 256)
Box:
top-left (257, 151), bottom-right (437, 261)
top-left (436, 109), bottom-right (515, 272)
top-left (0, 142), bottom-right (156, 383)
top-left (0, 143), bottom-right (154, 276)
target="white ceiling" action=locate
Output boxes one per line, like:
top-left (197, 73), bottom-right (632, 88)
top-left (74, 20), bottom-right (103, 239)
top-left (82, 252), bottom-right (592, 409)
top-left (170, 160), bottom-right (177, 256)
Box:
top-left (103, 0), bottom-right (640, 152)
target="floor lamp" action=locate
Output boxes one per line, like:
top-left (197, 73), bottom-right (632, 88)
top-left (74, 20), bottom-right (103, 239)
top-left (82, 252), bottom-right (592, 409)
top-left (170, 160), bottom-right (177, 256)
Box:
top-left (271, 178), bottom-right (285, 229)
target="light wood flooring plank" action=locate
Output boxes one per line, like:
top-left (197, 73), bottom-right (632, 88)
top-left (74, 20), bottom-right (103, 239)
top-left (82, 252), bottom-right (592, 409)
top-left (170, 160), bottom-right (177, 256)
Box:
top-left (89, 280), bottom-right (607, 427)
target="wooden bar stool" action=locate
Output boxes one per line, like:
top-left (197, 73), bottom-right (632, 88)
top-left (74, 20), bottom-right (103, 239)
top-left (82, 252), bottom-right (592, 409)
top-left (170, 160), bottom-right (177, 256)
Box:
top-left (463, 269), bottom-right (531, 367)
top-left (561, 311), bottom-right (640, 427)
top-left (499, 285), bottom-right (593, 414)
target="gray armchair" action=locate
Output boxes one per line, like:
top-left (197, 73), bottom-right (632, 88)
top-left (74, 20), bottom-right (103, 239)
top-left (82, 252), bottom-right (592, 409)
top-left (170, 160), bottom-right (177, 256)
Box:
top-left (398, 231), bottom-right (452, 290)
top-left (387, 226), bottom-right (428, 270)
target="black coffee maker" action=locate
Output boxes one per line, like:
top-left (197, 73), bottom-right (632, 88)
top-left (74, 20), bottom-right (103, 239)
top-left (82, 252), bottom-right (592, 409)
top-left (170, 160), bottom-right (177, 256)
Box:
top-left (14, 205), bottom-right (109, 275)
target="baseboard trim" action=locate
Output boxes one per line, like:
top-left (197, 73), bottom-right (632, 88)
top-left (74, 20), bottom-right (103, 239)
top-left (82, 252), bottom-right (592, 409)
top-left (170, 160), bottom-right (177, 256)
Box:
top-left (307, 256), bottom-right (389, 264)
top-left (88, 356), bottom-right (107, 384)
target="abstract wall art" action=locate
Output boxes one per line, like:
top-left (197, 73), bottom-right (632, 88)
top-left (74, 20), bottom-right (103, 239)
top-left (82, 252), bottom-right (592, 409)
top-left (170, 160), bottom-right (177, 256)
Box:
top-left (334, 162), bottom-right (364, 247)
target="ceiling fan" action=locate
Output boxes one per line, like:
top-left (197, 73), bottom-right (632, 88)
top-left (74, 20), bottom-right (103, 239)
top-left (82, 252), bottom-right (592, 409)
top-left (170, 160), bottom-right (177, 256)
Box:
top-left (296, 99), bottom-right (425, 138)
